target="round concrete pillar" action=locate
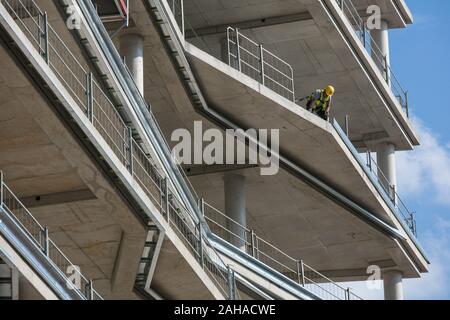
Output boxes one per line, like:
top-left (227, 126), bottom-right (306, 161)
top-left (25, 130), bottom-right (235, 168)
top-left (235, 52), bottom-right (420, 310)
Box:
top-left (120, 34), bottom-right (144, 95)
top-left (224, 173), bottom-right (247, 251)
top-left (371, 20), bottom-right (390, 84)
top-left (376, 143), bottom-right (397, 199)
top-left (383, 270), bottom-right (404, 300)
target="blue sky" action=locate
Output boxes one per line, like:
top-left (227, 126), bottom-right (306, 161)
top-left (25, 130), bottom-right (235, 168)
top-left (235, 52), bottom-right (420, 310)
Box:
top-left (345, 0), bottom-right (450, 299)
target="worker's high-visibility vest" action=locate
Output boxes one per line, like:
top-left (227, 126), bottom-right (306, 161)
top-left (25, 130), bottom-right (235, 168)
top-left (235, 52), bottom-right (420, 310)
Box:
top-left (313, 90), bottom-right (331, 111)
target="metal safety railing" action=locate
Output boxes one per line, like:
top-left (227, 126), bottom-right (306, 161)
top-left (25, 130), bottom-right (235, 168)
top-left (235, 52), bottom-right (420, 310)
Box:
top-left (167, 0), bottom-right (184, 37)
top-left (227, 27), bottom-right (295, 102)
top-left (0, 0), bottom-right (237, 299)
top-left (0, 172), bottom-right (103, 300)
top-left (335, 0), bottom-right (410, 117)
top-left (122, 61), bottom-right (201, 205)
top-left (202, 200), bottom-right (363, 300)
top-left (365, 151), bottom-right (417, 235)
top-left (332, 119), bottom-right (417, 236)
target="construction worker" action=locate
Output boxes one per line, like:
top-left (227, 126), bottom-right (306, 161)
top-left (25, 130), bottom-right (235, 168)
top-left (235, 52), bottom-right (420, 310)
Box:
top-left (297, 85), bottom-right (335, 121)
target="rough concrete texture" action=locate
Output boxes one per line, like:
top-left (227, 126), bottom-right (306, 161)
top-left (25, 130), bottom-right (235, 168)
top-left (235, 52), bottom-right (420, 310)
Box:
top-left (152, 239), bottom-right (215, 300)
top-left (0, 0), bottom-right (231, 300)
top-left (183, 0), bottom-right (418, 150)
top-left (116, 0), bottom-right (428, 281)
top-left (0, 26), bottom-right (146, 299)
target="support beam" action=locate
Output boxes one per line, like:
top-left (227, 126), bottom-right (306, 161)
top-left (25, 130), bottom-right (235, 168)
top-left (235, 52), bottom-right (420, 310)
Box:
top-left (383, 270), bottom-right (404, 300)
top-left (120, 33), bottom-right (144, 95)
top-left (110, 231), bottom-right (146, 298)
top-left (20, 189), bottom-right (96, 208)
top-left (184, 164), bottom-right (257, 177)
top-left (185, 12), bottom-right (312, 39)
top-left (224, 174), bottom-right (247, 251)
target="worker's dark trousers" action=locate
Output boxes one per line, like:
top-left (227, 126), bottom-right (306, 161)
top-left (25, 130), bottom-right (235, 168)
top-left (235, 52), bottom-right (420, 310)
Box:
top-left (313, 110), bottom-right (328, 121)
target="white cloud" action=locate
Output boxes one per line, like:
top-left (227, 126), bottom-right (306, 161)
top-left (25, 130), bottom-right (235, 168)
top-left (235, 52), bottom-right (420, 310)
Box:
top-left (403, 217), bottom-right (450, 299)
top-left (338, 119), bottom-right (450, 300)
top-left (339, 216), bottom-right (450, 300)
top-left (397, 118), bottom-right (450, 206)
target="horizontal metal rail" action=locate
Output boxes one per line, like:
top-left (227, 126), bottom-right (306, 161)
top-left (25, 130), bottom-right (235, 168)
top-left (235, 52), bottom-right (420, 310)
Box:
top-left (1, 0), bottom-right (237, 299)
top-left (227, 27), bottom-right (295, 102)
top-left (335, 0), bottom-right (410, 117)
top-left (202, 201), bottom-right (363, 300)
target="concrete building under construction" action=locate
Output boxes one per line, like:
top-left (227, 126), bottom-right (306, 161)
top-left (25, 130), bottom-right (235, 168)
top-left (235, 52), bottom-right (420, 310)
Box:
top-left (0, 0), bottom-right (427, 300)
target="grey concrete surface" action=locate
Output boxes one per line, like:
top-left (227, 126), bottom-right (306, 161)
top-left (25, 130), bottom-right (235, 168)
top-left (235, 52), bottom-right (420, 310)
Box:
top-left (183, 0), bottom-right (418, 150)
top-left (111, 0), bottom-right (429, 283)
top-left (224, 173), bottom-right (247, 250)
top-left (0, 0), bottom-right (231, 300)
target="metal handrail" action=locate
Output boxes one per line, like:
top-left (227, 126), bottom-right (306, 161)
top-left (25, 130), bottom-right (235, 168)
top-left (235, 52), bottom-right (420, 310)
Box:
top-left (202, 200), bottom-right (363, 300)
top-left (227, 27), bottom-right (295, 102)
top-left (0, 172), bottom-right (102, 300)
top-left (122, 61), bottom-right (201, 204)
top-left (336, 0), bottom-right (410, 117)
top-left (1, 0), bottom-right (236, 299)
top-left (167, 0), bottom-right (184, 37)
top-left (365, 151), bottom-right (417, 235)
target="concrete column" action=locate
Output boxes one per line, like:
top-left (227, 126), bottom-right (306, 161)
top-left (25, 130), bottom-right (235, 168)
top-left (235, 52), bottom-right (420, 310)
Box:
top-left (224, 173), bottom-right (247, 251)
top-left (376, 142), bottom-right (397, 199)
top-left (371, 20), bottom-right (390, 85)
top-left (383, 270), bottom-right (404, 300)
top-left (120, 34), bottom-right (144, 95)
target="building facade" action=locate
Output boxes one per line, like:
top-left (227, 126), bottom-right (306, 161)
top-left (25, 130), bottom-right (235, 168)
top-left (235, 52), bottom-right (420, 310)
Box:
top-left (0, 0), bottom-right (427, 300)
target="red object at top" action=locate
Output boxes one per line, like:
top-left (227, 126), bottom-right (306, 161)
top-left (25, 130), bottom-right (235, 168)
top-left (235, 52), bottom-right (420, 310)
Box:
top-left (119, 0), bottom-right (127, 16)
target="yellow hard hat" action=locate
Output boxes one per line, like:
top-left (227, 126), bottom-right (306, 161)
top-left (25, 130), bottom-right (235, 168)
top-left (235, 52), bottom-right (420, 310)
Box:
top-left (325, 85), bottom-right (335, 96)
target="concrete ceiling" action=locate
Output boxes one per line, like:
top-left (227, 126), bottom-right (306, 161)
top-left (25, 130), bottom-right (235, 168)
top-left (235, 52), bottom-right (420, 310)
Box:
top-left (118, 0), bottom-right (427, 279)
top-left (183, 0), bottom-right (417, 150)
top-left (0, 38), bottom-right (146, 298)
top-left (0, 0), bottom-right (222, 299)
top-left (184, 0), bottom-right (411, 30)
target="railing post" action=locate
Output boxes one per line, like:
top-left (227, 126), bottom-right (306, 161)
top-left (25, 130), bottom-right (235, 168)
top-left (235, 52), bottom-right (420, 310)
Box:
top-left (345, 115), bottom-right (349, 137)
top-left (43, 13), bottom-right (49, 64)
top-left (366, 150), bottom-right (372, 171)
top-left (227, 28), bottom-right (232, 67)
top-left (200, 197), bottom-right (205, 217)
top-left (43, 227), bottom-right (49, 257)
top-left (383, 55), bottom-right (390, 85)
top-left (227, 266), bottom-right (235, 300)
top-left (164, 178), bottom-right (169, 220)
top-left (300, 260), bottom-right (306, 286)
top-left (87, 280), bottom-right (94, 300)
top-left (198, 222), bottom-right (204, 267)
top-left (38, 13), bottom-right (42, 56)
top-left (236, 29), bottom-right (242, 72)
top-left (180, 0), bottom-right (185, 39)
top-left (296, 260), bottom-right (301, 284)
top-left (362, 23), bottom-right (366, 47)
top-left (346, 287), bottom-right (351, 300)
top-left (86, 72), bottom-right (94, 122)
top-left (0, 171), bottom-right (3, 207)
top-left (127, 126), bottom-right (133, 174)
top-left (259, 44), bottom-right (265, 85)
top-left (250, 230), bottom-right (256, 258)
top-left (405, 91), bottom-right (409, 118)
top-left (390, 184), bottom-right (397, 204)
